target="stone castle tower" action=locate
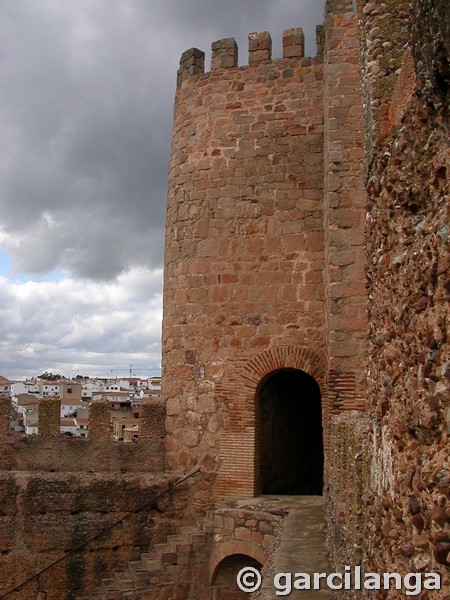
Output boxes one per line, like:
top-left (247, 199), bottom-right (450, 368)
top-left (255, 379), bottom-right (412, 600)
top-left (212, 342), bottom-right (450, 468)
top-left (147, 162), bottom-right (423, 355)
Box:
top-left (162, 0), bottom-right (368, 503)
top-left (0, 1), bottom-right (447, 597)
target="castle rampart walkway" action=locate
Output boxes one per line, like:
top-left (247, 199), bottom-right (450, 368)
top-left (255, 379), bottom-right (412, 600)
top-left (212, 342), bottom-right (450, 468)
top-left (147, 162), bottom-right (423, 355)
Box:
top-left (241, 496), bottom-right (335, 599)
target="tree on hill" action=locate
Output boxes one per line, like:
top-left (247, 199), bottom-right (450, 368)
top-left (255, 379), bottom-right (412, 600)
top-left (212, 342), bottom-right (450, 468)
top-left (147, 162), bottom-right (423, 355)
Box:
top-left (38, 371), bottom-right (63, 381)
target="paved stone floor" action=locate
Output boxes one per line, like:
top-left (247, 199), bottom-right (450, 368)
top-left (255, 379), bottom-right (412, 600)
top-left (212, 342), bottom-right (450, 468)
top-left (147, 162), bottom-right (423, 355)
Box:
top-left (235, 496), bottom-right (336, 599)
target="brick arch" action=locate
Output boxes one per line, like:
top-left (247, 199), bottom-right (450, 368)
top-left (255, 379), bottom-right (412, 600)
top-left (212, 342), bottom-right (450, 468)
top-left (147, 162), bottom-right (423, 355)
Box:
top-left (216, 346), bottom-right (326, 417)
top-left (209, 540), bottom-right (268, 584)
top-left (241, 346), bottom-right (326, 394)
top-left (214, 346), bottom-right (328, 501)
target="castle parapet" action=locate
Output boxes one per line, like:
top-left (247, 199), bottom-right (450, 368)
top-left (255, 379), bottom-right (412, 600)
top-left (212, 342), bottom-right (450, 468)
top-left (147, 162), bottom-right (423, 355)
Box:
top-left (176, 27), bottom-right (326, 88)
top-left (177, 48), bottom-right (205, 88)
top-left (282, 27), bottom-right (305, 59)
top-left (248, 31), bottom-right (272, 64)
top-left (38, 397), bottom-right (60, 438)
top-left (211, 38), bottom-right (238, 70)
top-left (139, 398), bottom-right (166, 439)
top-left (0, 396), bottom-right (10, 437)
top-left (88, 401), bottom-right (110, 439)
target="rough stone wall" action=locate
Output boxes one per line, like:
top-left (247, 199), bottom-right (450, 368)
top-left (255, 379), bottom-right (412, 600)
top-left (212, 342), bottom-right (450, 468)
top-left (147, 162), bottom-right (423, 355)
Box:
top-left (0, 396), bottom-right (172, 599)
top-left (363, 4), bottom-right (450, 593)
top-left (327, 411), bottom-right (370, 573)
top-left (357, 0), bottom-right (412, 166)
top-left (410, 0), bottom-right (450, 113)
top-left (163, 32), bottom-right (327, 500)
top-left (0, 472), bottom-right (197, 600)
top-left (210, 506), bottom-right (281, 567)
top-left (328, 0), bottom-right (449, 596)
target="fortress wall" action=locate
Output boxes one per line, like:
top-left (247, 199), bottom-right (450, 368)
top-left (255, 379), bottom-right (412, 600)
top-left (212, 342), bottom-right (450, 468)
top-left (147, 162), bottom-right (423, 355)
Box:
top-left (0, 472), bottom-right (197, 600)
top-left (323, 5), bottom-right (367, 417)
top-left (326, 411), bottom-right (370, 577)
top-left (163, 33), bottom-right (327, 497)
top-left (0, 397), bottom-right (165, 472)
top-left (327, 1), bottom-right (450, 594)
top-left (356, 0), bottom-right (412, 167)
top-left (0, 397), bottom-right (175, 599)
top-left (3, 2), bottom-right (446, 597)
top-left (0, 435), bottom-right (163, 472)
top-left (362, 0), bottom-right (450, 588)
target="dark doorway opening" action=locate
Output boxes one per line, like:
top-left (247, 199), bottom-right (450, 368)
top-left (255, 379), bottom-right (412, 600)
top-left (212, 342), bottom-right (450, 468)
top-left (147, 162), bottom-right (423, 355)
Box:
top-left (212, 554), bottom-right (262, 600)
top-left (257, 368), bottom-right (323, 495)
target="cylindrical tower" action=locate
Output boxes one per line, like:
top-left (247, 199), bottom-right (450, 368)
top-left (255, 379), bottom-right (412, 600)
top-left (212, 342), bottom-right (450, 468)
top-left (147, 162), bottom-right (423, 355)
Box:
top-left (163, 29), bottom-right (328, 501)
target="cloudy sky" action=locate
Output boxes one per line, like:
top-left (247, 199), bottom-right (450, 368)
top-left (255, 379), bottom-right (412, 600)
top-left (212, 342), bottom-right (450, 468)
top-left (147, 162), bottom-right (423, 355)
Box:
top-left (0, 0), bottom-right (324, 380)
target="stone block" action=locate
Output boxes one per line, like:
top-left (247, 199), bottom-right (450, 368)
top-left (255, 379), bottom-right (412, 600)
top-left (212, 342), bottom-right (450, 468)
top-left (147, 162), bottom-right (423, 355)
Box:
top-left (235, 527), bottom-right (252, 541)
top-left (0, 396), bottom-right (10, 437)
top-left (177, 48), bottom-right (205, 87)
top-left (248, 32), bottom-right (272, 63)
top-left (88, 401), bottom-right (110, 439)
top-left (283, 28), bottom-right (305, 59)
top-left (38, 397), bottom-right (60, 438)
top-left (140, 400), bottom-right (166, 439)
top-left (211, 38), bottom-right (238, 70)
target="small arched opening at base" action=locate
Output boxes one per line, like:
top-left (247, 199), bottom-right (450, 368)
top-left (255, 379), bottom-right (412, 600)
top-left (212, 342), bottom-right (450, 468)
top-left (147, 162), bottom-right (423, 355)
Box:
top-left (211, 554), bottom-right (262, 600)
top-left (256, 368), bottom-right (324, 495)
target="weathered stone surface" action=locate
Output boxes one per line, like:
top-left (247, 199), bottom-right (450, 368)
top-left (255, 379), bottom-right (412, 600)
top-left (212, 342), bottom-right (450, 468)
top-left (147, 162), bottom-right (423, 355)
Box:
top-left (0, 472), bottom-right (196, 600)
top-left (326, 2), bottom-right (449, 598)
top-left (0, 431), bottom-right (164, 472)
top-left (163, 0), bottom-right (367, 505)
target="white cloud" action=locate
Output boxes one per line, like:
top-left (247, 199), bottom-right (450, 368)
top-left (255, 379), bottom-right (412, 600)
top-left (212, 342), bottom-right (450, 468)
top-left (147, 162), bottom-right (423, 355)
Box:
top-left (0, 268), bottom-right (162, 378)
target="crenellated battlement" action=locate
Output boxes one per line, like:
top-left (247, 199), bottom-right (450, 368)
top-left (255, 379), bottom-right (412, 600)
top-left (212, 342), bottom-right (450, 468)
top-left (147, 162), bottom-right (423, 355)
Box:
top-left (0, 396), bottom-right (165, 472)
top-left (177, 47), bottom-right (205, 88)
top-left (175, 0), bottom-right (356, 89)
top-left (176, 27), bottom-right (327, 88)
top-left (211, 38), bottom-right (238, 70)
top-left (2, 396), bottom-right (165, 442)
top-left (282, 28), bottom-right (305, 59)
top-left (248, 30), bottom-right (272, 63)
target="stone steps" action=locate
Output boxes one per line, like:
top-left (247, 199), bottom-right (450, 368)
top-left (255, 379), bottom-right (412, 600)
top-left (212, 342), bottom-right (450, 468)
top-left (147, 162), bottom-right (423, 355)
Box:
top-left (76, 497), bottom-right (334, 599)
top-left (75, 516), bottom-right (214, 600)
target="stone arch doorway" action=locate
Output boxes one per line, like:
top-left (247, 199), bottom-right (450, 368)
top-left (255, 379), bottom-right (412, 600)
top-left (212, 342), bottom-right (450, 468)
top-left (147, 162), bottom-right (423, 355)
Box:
top-left (211, 554), bottom-right (262, 600)
top-left (257, 368), bottom-right (323, 495)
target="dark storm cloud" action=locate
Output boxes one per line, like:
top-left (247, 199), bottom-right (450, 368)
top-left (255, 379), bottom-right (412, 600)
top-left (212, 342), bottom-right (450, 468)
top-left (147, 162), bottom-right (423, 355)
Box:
top-left (0, 0), bottom-right (323, 280)
top-left (1, 0), bottom-right (171, 279)
top-left (168, 0), bottom-right (323, 57)
top-left (0, 0), bottom-right (324, 376)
